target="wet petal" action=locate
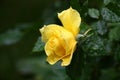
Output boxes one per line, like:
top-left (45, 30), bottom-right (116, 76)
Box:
top-left (40, 24), bottom-right (64, 42)
top-left (40, 24), bottom-right (77, 66)
top-left (61, 55), bottom-right (71, 66)
top-left (58, 7), bottom-right (81, 37)
top-left (45, 37), bottom-right (65, 65)
top-left (61, 42), bottom-right (76, 66)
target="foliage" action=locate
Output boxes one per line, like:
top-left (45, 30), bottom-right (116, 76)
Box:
top-left (0, 0), bottom-right (120, 80)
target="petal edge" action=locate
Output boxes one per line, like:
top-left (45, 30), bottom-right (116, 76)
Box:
top-left (58, 7), bottom-right (81, 37)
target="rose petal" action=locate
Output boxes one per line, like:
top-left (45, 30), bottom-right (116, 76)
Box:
top-left (58, 7), bottom-right (81, 37)
top-left (61, 41), bottom-right (76, 66)
top-left (61, 55), bottom-right (71, 66)
top-left (40, 24), bottom-right (77, 66)
top-left (40, 24), bottom-right (63, 42)
top-left (45, 37), bottom-right (65, 65)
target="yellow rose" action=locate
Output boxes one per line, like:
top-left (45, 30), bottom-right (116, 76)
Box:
top-left (40, 7), bottom-right (81, 66)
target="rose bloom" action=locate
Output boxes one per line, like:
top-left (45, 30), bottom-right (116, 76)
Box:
top-left (40, 7), bottom-right (81, 66)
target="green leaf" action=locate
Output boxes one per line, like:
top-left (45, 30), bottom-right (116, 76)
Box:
top-left (101, 8), bottom-right (120, 22)
top-left (0, 29), bottom-right (23, 45)
top-left (88, 8), bottom-right (100, 19)
top-left (82, 33), bottom-right (107, 56)
top-left (104, 0), bottom-right (112, 5)
top-left (106, 2), bottom-right (120, 17)
top-left (109, 26), bottom-right (120, 41)
top-left (91, 21), bottom-right (107, 35)
top-left (80, 22), bottom-right (91, 34)
top-left (32, 37), bottom-right (45, 52)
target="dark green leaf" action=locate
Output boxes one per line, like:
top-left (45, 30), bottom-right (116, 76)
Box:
top-left (109, 26), bottom-right (120, 41)
top-left (82, 33), bottom-right (107, 56)
top-left (91, 21), bottom-right (107, 35)
top-left (80, 22), bottom-right (91, 34)
top-left (101, 8), bottom-right (120, 22)
top-left (106, 2), bottom-right (120, 17)
top-left (88, 8), bottom-right (100, 19)
top-left (32, 37), bottom-right (45, 52)
top-left (104, 0), bottom-right (112, 5)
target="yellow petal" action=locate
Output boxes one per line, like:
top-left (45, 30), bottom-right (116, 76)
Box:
top-left (40, 24), bottom-right (75, 44)
top-left (40, 24), bottom-right (77, 66)
top-left (40, 24), bottom-right (63, 42)
top-left (61, 42), bottom-right (76, 66)
top-left (58, 7), bottom-right (81, 37)
top-left (45, 37), bottom-right (65, 65)
top-left (61, 55), bottom-right (71, 66)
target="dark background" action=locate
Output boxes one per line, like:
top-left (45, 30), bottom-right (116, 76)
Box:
top-left (0, 0), bottom-right (68, 80)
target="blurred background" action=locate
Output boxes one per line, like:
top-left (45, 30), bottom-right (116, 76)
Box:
top-left (0, 0), bottom-right (70, 80)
